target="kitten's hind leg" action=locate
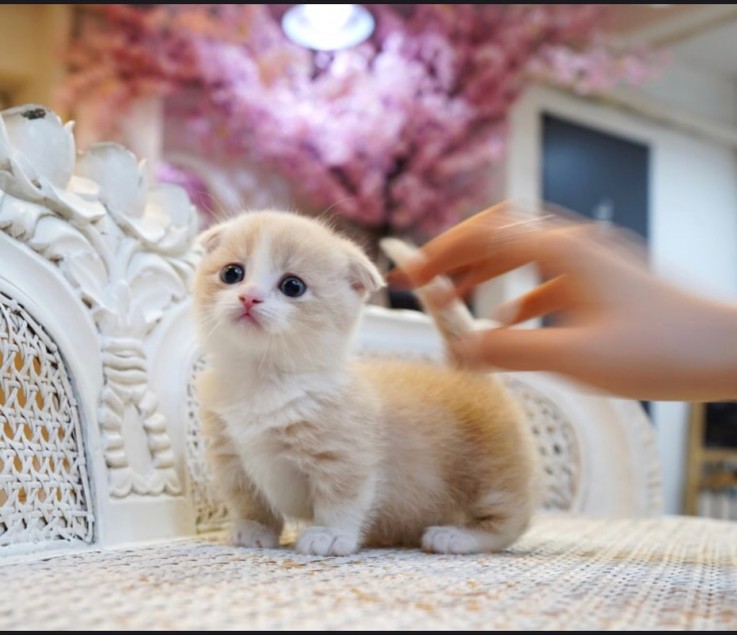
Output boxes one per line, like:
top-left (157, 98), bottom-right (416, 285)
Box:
top-left (230, 518), bottom-right (281, 549)
top-left (421, 491), bottom-right (533, 554)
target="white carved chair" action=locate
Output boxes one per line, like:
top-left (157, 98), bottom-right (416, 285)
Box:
top-left (0, 104), bottom-right (662, 559)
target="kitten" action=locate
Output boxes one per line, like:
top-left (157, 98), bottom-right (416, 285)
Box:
top-left (192, 209), bottom-right (541, 556)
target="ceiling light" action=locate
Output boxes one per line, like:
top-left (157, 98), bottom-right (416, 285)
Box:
top-left (281, 4), bottom-right (375, 51)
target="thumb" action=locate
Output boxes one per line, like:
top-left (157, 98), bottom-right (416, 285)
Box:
top-left (450, 327), bottom-right (573, 373)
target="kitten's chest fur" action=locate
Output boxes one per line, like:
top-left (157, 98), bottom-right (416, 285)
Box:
top-left (211, 366), bottom-right (378, 520)
top-left (215, 372), bottom-right (334, 435)
top-left (231, 421), bottom-right (314, 520)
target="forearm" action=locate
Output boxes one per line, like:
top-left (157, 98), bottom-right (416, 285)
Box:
top-left (683, 301), bottom-right (737, 402)
top-left (628, 296), bottom-right (737, 402)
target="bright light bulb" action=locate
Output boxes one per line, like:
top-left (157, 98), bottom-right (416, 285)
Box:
top-left (281, 4), bottom-right (375, 51)
top-left (303, 5), bottom-right (353, 33)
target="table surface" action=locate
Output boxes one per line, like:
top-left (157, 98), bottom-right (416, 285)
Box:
top-left (2, 513), bottom-right (735, 631)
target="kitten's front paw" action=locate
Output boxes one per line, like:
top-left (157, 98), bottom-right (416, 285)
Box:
top-left (422, 526), bottom-right (480, 554)
top-left (295, 527), bottom-right (359, 556)
top-left (229, 519), bottom-right (279, 548)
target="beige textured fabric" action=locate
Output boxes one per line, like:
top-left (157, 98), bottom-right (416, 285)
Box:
top-left (2, 514), bottom-right (735, 631)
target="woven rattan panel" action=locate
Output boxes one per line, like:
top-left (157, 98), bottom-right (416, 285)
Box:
top-left (1, 514), bottom-right (734, 630)
top-left (186, 356), bottom-right (228, 533)
top-left (0, 292), bottom-right (94, 547)
top-left (504, 376), bottom-right (581, 511)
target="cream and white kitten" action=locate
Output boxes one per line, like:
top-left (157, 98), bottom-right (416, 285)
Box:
top-left (192, 209), bottom-right (540, 557)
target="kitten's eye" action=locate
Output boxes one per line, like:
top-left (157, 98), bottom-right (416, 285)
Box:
top-left (220, 263), bottom-right (245, 285)
top-left (279, 275), bottom-right (307, 298)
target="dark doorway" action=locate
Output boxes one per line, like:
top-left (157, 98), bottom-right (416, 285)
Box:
top-left (541, 113), bottom-right (649, 242)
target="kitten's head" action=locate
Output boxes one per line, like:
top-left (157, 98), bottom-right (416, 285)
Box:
top-left (192, 210), bottom-right (384, 365)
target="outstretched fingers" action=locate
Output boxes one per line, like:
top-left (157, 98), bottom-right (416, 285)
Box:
top-left (388, 203), bottom-right (538, 287)
top-left (449, 325), bottom-right (579, 374)
top-left (491, 276), bottom-right (571, 326)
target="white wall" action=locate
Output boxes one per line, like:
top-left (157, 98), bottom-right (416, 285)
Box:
top-left (499, 82), bottom-right (737, 516)
top-left (626, 62), bottom-right (737, 127)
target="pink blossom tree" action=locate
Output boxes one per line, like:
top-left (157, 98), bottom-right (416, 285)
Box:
top-left (60, 4), bottom-right (664, 241)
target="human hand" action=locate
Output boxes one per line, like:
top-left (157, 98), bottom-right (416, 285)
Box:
top-left (387, 201), bottom-right (737, 402)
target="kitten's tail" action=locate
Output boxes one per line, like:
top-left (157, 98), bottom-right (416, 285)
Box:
top-left (379, 237), bottom-right (479, 367)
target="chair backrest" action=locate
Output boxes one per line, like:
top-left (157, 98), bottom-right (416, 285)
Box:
top-left (0, 104), bottom-right (663, 560)
top-left (0, 104), bottom-right (202, 556)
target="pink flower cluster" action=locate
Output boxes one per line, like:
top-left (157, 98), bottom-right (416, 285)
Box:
top-left (60, 4), bottom-right (664, 237)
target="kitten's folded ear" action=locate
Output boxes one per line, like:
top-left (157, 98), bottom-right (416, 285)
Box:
top-left (196, 224), bottom-right (223, 254)
top-left (347, 250), bottom-right (385, 298)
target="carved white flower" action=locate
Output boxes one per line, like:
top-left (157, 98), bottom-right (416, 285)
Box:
top-left (75, 142), bottom-right (197, 253)
top-left (0, 104), bottom-right (75, 188)
top-left (0, 104), bottom-right (104, 222)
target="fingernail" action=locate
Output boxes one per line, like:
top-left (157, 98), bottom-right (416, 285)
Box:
top-left (386, 268), bottom-right (411, 289)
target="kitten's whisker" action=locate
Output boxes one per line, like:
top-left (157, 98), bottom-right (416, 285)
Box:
top-left (319, 196), bottom-right (355, 219)
top-left (202, 310), bottom-right (228, 344)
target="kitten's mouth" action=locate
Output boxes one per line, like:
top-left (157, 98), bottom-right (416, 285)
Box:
top-left (238, 310), bottom-right (261, 326)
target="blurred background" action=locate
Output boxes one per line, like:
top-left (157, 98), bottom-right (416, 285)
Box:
top-left (1, 4), bottom-right (736, 521)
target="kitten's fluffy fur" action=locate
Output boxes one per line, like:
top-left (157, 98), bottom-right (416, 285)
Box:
top-left (193, 209), bottom-right (540, 556)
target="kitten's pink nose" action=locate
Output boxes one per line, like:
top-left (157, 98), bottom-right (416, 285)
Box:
top-left (239, 293), bottom-right (264, 310)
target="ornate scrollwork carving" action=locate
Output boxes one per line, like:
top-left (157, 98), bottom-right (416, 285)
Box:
top-left (0, 104), bottom-right (198, 498)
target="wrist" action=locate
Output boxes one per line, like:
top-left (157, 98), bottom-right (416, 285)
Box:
top-left (680, 300), bottom-right (737, 402)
